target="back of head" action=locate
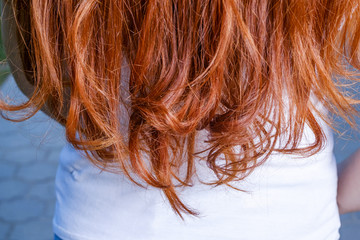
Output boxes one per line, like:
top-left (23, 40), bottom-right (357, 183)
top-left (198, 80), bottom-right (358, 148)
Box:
top-left (1, 0), bottom-right (360, 217)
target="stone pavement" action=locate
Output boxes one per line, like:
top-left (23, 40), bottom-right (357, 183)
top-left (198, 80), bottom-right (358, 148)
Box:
top-left (333, 118), bottom-right (360, 240)
top-left (0, 76), bottom-right (65, 240)
top-left (0, 75), bottom-right (360, 239)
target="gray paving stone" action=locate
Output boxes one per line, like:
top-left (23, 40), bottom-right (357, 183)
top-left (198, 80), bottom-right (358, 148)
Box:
top-left (0, 121), bottom-right (18, 135)
top-left (353, 212), bottom-right (360, 222)
top-left (0, 162), bottom-right (16, 179)
top-left (0, 222), bottom-right (11, 239)
top-left (0, 198), bottom-right (44, 222)
top-left (40, 148), bottom-right (63, 164)
top-left (340, 221), bottom-right (360, 240)
top-left (0, 128), bottom-right (32, 145)
top-left (0, 180), bottom-right (28, 200)
top-left (29, 182), bottom-right (55, 201)
top-left (340, 213), bottom-right (358, 225)
top-left (44, 202), bottom-right (56, 218)
top-left (10, 218), bottom-right (53, 240)
top-left (2, 146), bottom-right (39, 164)
top-left (33, 128), bottom-right (66, 146)
top-left (0, 148), bottom-right (6, 159)
top-left (17, 162), bottom-right (58, 182)
top-left (0, 118), bottom-right (25, 134)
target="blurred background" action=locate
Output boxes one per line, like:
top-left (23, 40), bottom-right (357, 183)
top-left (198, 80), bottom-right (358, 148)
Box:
top-left (0, 20), bottom-right (360, 240)
top-left (0, 26), bottom-right (66, 240)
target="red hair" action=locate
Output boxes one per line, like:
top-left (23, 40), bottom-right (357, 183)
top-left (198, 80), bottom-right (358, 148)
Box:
top-left (1, 0), bottom-right (360, 217)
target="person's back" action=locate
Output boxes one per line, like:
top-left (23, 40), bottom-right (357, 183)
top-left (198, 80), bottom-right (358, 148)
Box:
top-left (53, 95), bottom-right (341, 240)
top-left (1, 0), bottom-right (360, 239)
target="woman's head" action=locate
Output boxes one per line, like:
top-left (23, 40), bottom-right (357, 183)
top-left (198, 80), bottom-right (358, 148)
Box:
top-left (2, 0), bottom-right (360, 217)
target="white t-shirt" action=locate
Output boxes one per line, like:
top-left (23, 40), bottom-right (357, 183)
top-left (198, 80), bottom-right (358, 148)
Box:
top-left (53, 101), bottom-right (341, 240)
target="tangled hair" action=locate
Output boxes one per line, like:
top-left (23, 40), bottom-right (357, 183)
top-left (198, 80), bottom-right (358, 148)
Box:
top-left (2, 0), bottom-right (360, 217)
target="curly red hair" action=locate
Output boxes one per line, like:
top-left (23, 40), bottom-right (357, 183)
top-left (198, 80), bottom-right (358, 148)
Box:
top-left (1, 0), bottom-right (360, 217)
